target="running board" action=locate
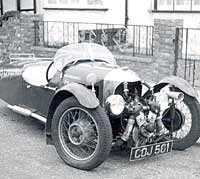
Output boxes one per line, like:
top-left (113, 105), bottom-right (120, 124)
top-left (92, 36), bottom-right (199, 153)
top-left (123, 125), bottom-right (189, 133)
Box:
top-left (7, 104), bottom-right (47, 123)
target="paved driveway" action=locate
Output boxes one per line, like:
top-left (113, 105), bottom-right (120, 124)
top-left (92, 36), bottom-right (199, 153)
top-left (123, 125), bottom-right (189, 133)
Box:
top-left (0, 100), bottom-right (200, 179)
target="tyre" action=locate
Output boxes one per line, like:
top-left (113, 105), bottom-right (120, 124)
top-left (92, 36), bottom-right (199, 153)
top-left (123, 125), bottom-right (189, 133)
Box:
top-left (163, 92), bottom-right (200, 150)
top-left (51, 96), bottom-right (112, 170)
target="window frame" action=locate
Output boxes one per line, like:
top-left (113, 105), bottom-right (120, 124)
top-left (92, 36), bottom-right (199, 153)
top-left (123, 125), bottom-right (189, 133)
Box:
top-left (17, 0), bottom-right (36, 13)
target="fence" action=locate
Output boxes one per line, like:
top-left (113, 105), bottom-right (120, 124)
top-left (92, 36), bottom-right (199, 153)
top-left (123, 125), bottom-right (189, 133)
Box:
top-left (175, 28), bottom-right (200, 89)
top-left (34, 21), bottom-right (153, 56)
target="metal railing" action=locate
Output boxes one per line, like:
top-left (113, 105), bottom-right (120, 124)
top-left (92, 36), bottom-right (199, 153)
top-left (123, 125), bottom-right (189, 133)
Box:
top-left (175, 28), bottom-right (200, 89)
top-left (34, 21), bottom-right (153, 56)
top-left (177, 58), bottom-right (200, 88)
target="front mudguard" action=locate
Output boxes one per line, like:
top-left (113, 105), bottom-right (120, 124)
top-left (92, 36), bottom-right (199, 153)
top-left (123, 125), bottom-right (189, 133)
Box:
top-left (46, 83), bottom-right (99, 145)
top-left (151, 76), bottom-right (198, 98)
top-left (57, 83), bottom-right (99, 109)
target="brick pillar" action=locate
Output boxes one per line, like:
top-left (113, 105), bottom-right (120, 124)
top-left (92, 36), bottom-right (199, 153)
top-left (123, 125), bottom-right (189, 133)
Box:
top-left (153, 19), bottom-right (183, 81)
top-left (17, 14), bottom-right (43, 53)
top-left (0, 14), bottom-right (43, 61)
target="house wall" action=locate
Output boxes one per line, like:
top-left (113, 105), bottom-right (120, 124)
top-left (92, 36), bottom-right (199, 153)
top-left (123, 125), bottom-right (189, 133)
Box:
top-left (41, 0), bottom-right (154, 25)
top-left (36, 0), bottom-right (44, 14)
top-left (129, 0), bottom-right (200, 27)
top-left (128, 0), bottom-right (153, 25)
top-left (41, 0), bottom-right (200, 28)
top-left (43, 0), bottom-right (125, 24)
top-left (2, 1), bottom-right (200, 28)
top-left (152, 13), bottom-right (200, 28)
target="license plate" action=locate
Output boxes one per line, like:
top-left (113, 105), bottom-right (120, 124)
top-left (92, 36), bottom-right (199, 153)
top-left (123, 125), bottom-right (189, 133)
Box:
top-left (130, 140), bottom-right (173, 161)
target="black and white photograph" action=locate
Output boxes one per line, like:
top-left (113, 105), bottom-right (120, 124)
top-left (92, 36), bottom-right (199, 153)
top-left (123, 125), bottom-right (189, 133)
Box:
top-left (0, 0), bottom-right (200, 178)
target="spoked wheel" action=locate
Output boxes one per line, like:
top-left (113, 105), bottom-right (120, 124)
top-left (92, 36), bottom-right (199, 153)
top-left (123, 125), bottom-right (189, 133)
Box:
top-left (162, 92), bottom-right (200, 150)
top-left (52, 97), bottom-right (112, 170)
top-left (59, 107), bottom-right (99, 160)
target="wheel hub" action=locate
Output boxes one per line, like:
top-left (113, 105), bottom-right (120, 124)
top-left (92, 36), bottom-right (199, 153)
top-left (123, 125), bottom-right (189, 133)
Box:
top-left (162, 108), bottom-right (185, 132)
top-left (68, 120), bottom-right (92, 145)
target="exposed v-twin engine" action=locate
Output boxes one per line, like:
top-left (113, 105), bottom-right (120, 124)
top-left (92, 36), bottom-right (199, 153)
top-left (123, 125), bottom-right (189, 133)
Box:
top-left (119, 84), bottom-right (184, 147)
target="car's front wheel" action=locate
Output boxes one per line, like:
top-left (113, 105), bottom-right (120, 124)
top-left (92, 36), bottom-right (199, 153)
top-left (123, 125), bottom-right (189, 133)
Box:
top-left (51, 97), bottom-right (112, 170)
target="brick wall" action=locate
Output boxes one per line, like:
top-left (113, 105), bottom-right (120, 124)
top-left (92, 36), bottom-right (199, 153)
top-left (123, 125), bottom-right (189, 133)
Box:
top-left (0, 15), bottom-right (183, 83)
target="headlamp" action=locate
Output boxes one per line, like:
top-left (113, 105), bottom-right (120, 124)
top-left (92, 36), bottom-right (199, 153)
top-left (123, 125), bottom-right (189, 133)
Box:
top-left (105, 95), bottom-right (125, 116)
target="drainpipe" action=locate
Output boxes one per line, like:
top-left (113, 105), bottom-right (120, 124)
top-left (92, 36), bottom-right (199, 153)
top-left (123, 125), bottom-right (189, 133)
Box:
top-left (154, 0), bottom-right (158, 10)
top-left (125, 0), bottom-right (129, 28)
top-left (17, 0), bottom-right (21, 12)
top-left (33, 0), bottom-right (36, 14)
top-left (0, 0), bottom-right (3, 15)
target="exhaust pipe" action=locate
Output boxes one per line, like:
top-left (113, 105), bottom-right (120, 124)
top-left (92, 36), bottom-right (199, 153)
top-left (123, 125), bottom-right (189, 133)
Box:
top-left (7, 104), bottom-right (46, 123)
top-left (166, 91), bottom-right (184, 101)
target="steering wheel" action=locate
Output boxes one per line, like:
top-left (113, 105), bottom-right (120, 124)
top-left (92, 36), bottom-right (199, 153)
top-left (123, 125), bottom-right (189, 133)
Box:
top-left (46, 61), bottom-right (54, 82)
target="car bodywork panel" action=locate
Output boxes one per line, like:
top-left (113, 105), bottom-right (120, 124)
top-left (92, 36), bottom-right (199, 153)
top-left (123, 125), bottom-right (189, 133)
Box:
top-left (62, 61), bottom-right (118, 85)
top-left (63, 62), bottom-right (142, 103)
top-left (153, 76), bottom-right (198, 98)
top-left (56, 83), bottom-right (99, 109)
top-left (22, 61), bottom-right (55, 87)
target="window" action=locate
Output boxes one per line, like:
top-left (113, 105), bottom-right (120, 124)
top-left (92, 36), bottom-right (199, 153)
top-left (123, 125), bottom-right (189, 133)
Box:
top-left (194, 0), bottom-right (200, 5)
top-left (18, 0), bottom-right (36, 13)
top-left (154, 0), bottom-right (200, 11)
top-left (44, 0), bottom-right (105, 9)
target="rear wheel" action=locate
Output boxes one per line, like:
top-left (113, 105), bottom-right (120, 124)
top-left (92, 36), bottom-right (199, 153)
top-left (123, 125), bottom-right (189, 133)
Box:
top-left (51, 97), bottom-right (112, 170)
top-left (163, 93), bottom-right (200, 150)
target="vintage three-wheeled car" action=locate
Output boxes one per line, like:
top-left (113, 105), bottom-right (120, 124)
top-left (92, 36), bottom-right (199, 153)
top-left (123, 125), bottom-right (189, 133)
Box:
top-left (0, 43), bottom-right (199, 170)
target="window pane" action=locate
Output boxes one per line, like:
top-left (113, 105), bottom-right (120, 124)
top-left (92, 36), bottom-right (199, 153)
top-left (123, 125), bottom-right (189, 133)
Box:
top-left (59, 0), bottom-right (68, 4)
top-left (20, 0), bottom-right (33, 9)
top-left (48, 0), bottom-right (57, 4)
top-left (3, 0), bottom-right (17, 11)
top-left (71, 0), bottom-right (79, 4)
top-left (88, 0), bottom-right (103, 5)
top-left (159, 0), bottom-right (172, 5)
top-left (159, 0), bottom-right (165, 5)
top-left (158, 0), bottom-right (173, 10)
top-left (166, 0), bottom-right (172, 5)
top-left (176, 0), bottom-right (184, 5)
top-left (175, 0), bottom-right (190, 10)
top-left (193, 0), bottom-right (200, 10)
top-left (157, 0), bottom-right (200, 11)
top-left (194, 0), bottom-right (200, 5)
